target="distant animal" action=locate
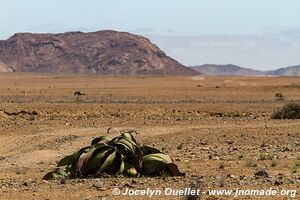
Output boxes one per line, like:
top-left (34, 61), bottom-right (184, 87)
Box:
top-left (275, 92), bottom-right (283, 101)
top-left (275, 92), bottom-right (283, 98)
top-left (73, 91), bottom-right (85, 96)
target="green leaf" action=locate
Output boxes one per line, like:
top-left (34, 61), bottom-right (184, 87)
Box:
top-left (91, 136), bottom-right (112, 145)
top-left (77, 144), bottom-right (114, 175)
top-left (144, 153), bottom-right (173, 163)
top-left (113, 138), bottom-right (142, 167)
top-left (69, 146), bottom-right (91, 176)
top-left (117, 159), bottom-right (125, 175)
top-left (121, 132), bottom-right (138, 144)
top-left (114, 138), bottom-right (136, 153)
top-left (141, 145), bottom-right (161, 156)
top-left (87, 149), bottom-right (112, 174)
top-left (124, 162), bottom-right (137, 177)
top-left (98, 150), bottom-right (117, 173)
top-left (141, 154), bottom-right (184, 176)
top-left (167, 163), bottom-right (185, 176)
top-left (108, 136), bottom-right (120, 145)
top-left (141, 153), bottom-right (174, 175)
top-left (57, 154), bottom-right (74, 167)
top-left (42, 167), bottom-right (68, 180)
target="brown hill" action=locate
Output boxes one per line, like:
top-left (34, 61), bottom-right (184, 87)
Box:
top-left (0, 30), bottom-right (198, 75)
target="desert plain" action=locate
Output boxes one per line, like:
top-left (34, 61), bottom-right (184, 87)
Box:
top-left (0, 73), bottom-right (300, 199)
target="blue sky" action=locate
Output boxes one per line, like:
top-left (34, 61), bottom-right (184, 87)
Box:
top-left (1, 0), bottom-right (300, 69)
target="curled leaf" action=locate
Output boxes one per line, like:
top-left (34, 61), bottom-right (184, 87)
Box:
top-left (42, 167), bottom-right (68, 180)
top-left (91, 136), bottom-right (112, 145)
top-left (142, 153), bottom-right (183, 176)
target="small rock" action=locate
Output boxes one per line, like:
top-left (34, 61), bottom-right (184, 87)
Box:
top-left (277, 173), bottom-right (284, 179)
top-left (254, 170), bottom-right (269, 177)
top-left (177, 143), bottom-right (183, 150)
top-left (250, 114), bottom-right (257, 119)
top-left (22, 181), bottom-right (30, 186)
top-left (123, 183), bottom-right (135, 188)
top-left (226, 140), bottom-right (234, 145)
top-left (219, 164), bottom-right (225, 169)
top-left (274, 180), bottom-right (283, 185)
top-left (82, 196), bottom-right (91, 200)
top-left (60, 177), bottom-right (66, 184)
top-left (213, 156), bottom-right (220, 160)
top-left (186, 180), bottom-right (203, 200)
top-left (92, 179), bottom-right (104, 189)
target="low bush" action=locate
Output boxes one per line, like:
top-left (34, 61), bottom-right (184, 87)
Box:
top-left (271, 103), bottom-right (300, 119)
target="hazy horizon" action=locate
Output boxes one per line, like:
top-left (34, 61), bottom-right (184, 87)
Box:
top-left (1, 0), bottom-right (299, 70)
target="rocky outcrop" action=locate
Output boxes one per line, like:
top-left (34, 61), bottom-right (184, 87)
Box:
top-left (0, 30), bottom-right (198, 76)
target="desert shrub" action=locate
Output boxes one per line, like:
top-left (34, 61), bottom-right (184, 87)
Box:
top-left (43, 128), bottom-right (184, 180)
top-left (271, 103), bottom-right (300, 119)
top-left (245, 159), bottom-right (257, 168)
top-left (270, 160), bottom-right (277, 167)
top-left (258, 153), bottom-right (273, 161)
top-left (290, 162), bottom-right (300, 174)
top-left (219, 163), bottom-right (225, 169)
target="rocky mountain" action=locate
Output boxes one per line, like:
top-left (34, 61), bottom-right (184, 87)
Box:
top-left (192, 64), bottom-right (264, 76)
top-left (0, 61), bottom-right (14, 72)
top-left (266, 65), bottom-right (300, 76)
top-left (191, 64), bottom-right (300, 76)
top-left (0, 30), bottom-right (198, 75)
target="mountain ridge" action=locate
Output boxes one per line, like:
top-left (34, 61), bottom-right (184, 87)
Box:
top-left (0, 30), bottom-right (198, 76)
top-left (192, 64), bottom-right (300, 76)
top-left (265, 65), bottom-right (300, 76)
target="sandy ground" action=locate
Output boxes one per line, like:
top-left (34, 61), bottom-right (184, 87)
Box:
top-left (0, 74), bottom-right (300, 199)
